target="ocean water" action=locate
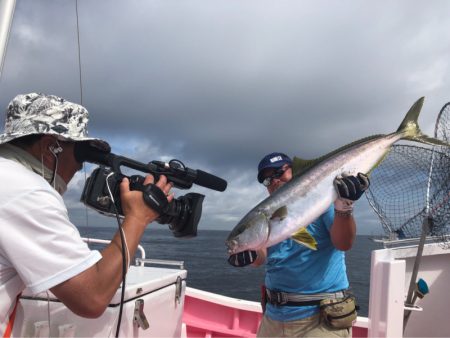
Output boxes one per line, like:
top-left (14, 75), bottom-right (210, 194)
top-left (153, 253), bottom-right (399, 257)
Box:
top-left (78, 226), bottom-right (383, 317)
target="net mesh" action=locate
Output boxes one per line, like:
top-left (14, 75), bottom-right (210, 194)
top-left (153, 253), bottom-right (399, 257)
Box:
top-left (366, 102), bottom-right (450, 245)
top-left (435, 103), bottom-right (450, 142)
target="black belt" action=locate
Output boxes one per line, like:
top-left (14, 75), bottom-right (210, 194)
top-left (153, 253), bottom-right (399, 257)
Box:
top-left (273, 299), bottom-right (321, 307)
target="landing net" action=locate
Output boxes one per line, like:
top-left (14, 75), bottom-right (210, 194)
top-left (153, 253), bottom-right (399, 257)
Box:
top-left (366, 102), bottom-right (450, 246)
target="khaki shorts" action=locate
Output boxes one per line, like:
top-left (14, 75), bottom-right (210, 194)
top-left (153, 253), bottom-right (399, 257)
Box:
top-left (257, 313), bottom-right (352, 338)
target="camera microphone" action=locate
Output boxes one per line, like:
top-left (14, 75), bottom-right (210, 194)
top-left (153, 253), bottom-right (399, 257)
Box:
top-left (194, 169), bottom-right (227, 192)
top-left (149, 160), bottom-right (227, 192)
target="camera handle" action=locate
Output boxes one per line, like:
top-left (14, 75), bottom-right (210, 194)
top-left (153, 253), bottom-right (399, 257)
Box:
top-left (129, 175), bottom-right (170, 215)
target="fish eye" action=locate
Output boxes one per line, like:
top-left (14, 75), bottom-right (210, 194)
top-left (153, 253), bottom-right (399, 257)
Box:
top-left (256, 208), bottom-right (270, 220)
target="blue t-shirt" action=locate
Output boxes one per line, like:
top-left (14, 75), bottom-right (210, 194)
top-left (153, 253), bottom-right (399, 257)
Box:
top-left (264, 206), bottom-right (349, 321)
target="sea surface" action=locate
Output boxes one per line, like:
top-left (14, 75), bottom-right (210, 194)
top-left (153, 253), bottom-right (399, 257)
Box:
top-left (78, 226), bottom-right (383, 317)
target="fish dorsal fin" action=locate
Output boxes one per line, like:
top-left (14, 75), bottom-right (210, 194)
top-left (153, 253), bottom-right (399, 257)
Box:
top-left (270, 206), bottom-right (288, 220)
top-left (291, 227), bottom-right (318, 250)
top-left (292, 157), bottom-right (319, 177)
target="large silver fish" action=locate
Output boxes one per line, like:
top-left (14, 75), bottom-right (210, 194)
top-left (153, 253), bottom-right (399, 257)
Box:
top-left (226, 97), bottom-right (446, 255)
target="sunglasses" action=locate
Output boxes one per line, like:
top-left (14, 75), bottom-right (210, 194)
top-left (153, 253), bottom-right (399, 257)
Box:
top-left (262, 166), bottom-right (289, 187)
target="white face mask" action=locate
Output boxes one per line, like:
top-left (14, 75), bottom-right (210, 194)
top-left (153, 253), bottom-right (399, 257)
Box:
top-left (0, 143), bottom-right (68, 195)
top-left (54, 177), bottom-right (68, 195)
top-left (41, 159), bottom-right (68, 195)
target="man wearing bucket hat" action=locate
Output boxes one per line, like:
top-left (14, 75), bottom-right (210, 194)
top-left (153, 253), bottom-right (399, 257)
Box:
top-left (0, 93), bottom-right (173, 335)
top-left (229, 152), bottom-right (369, 337)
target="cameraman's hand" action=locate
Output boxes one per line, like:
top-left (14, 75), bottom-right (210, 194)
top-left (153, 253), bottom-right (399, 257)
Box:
top-left (120, 174), bottom-right (173, 226)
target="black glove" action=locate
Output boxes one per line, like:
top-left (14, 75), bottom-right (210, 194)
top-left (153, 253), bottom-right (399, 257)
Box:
top-left (334, 173), bottom-right (370, 212)
top-left (228, 250), bottom-right (257, 267)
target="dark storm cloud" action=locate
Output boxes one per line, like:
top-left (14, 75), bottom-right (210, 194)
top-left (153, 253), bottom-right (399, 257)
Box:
top-left (1, 0), bottom-right (450, 234)
top-left (75, 0), bottom-right (450, 166)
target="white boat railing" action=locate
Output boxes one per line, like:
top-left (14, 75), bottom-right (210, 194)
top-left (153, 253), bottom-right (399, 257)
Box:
top-left (371, 234), bottom-right (450, 248)
top-left (81, 237), bottom-right (184, 269)
top-left (82, 236), bottom-right (147, 259)
top-left (136, 258), bottom-right (185, 269)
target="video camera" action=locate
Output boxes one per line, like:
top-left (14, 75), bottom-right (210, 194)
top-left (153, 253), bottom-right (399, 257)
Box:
top-left (75, 142), bottom-right (227, 238)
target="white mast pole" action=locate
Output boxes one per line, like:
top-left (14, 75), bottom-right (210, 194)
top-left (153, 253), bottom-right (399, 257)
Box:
top-left (0, 0), bottom-right (16, 79)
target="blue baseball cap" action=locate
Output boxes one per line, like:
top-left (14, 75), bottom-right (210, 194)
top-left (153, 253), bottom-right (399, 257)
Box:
top-left (257, 152), bottom-right (292, 183)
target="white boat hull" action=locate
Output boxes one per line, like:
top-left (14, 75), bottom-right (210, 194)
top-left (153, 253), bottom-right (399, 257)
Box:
top-left (368, 242), bottom-right (450, 337)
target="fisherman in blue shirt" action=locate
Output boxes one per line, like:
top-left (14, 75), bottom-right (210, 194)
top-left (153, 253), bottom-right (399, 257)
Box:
top-left (228, 152), bottom-right (369, 337)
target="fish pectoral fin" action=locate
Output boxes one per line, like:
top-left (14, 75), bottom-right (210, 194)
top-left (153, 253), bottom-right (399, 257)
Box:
top-left (270, 206), bottom-right (288, 221)
top-left (291, 227), bottom-right (318, 250)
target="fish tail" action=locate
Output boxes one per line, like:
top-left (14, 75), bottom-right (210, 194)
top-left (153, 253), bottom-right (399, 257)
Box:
top-left (397, 97), bottom-right (448, 146)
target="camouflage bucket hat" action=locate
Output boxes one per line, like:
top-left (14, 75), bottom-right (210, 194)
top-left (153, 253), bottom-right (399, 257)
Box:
top-left (0, 93), bottom-right (110, 151)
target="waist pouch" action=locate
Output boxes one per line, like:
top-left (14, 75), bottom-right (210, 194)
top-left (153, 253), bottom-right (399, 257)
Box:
top-left (320, 295), bottom-right (358, 329)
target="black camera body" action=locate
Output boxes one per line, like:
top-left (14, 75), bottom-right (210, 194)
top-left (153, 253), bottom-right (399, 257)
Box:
top-left (76, 142), bottom-right (226, 238)
top-left (81, 166), bottom-right (205, 237)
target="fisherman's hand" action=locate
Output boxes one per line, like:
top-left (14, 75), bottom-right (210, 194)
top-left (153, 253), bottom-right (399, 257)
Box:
top-left (334, 173), bottom-right (370, 212)
top-left (228, 250), bottom-right (258, 267)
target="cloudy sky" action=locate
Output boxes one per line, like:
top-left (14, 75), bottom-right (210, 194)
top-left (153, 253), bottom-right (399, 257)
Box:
top-left (1, 0), bottom-right (450, 236)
